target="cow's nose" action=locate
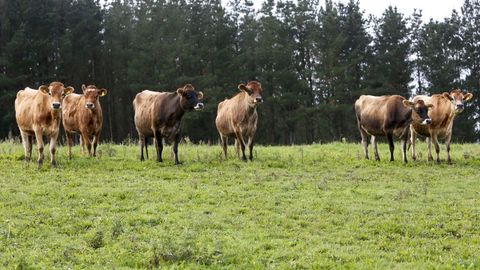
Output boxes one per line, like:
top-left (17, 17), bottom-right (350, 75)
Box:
top-left (52, 103), bottom-right (61, 110)
top-left (425, 118), bottom-right (432, 124)
top-left (194, 103), bottom-right (204, 110)
top-left (457, 104), bottom-right (464, 109)
top-left (255, 97), bottom-right (263, 103)
top-left (85, 103), bottom-right (95, 109)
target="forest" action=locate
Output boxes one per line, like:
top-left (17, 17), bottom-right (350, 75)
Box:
top-left (1, 0), bottom-right (479, 144)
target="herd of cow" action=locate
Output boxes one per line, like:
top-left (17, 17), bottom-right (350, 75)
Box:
top-left (13, 80), bottom-right (473, 168)
top-left (14, 81), bottom-right (263, 167)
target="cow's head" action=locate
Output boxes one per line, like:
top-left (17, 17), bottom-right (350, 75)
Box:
top-left (39, 81), bottom-right (74, 110)
top-left (82, 84), bottom-right (107, 110)
top-left (403, 99), bottom-right (433, 125)
top-left (177, 84), bottom-right (204, 111)
top-left (442, 88), bottom-right (473, 114)
top-left (238, 81), bottom-right (263, 106)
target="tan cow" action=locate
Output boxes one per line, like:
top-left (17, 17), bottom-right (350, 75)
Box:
top-left (215, 81), bottom-right (263, 161)
top-left (355, 95), bottom-right (433, 163)
top-left (15, 82), bottom-right (74, 167)
top-left (133, 84), bottom-right (204, 164)
top-left (410, 89), bottom-right (473, 164)
top-left (62, 84), bottom-right (107, 158)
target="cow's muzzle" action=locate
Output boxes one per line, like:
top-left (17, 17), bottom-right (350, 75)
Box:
top-left (421, 118), bottom-right (432, 125)
top-left (194, 103), bottom-right (204, 110)
top-left (456, 104), bottom-right (464, 112)
top-left (52, 102), bottom-right (61, 110)
top-left (85, 103), bottom-right (95, 109)
top-left (255, 97), bottom-right (264, 103)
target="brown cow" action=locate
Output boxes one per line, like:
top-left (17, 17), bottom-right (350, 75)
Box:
top-left (62, 84), bottom-right (107, 158)
top-left (355, 95), bottom-right (433, 163)
top-left (215, 81), bottom-right (263, 161)
top-left (133, 84), bottom-right (204, 164)
top-left (410, 89), bottom-right (473, 164)
top-left (15, 82), bottom-right (74, 167)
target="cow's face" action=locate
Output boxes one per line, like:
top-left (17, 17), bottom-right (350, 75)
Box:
top-left (239, 81), bottom-right (263, 106)
top-left (39, 82), bottom-right (74, 110)
top-left (403, 99), bottom-right (433, 125)
top-left (177, 84), bottom-right (204, 111)
top-left (443, 89), bottom-right (473, 113)
top-left (82, 84), bottom-right (107, 110)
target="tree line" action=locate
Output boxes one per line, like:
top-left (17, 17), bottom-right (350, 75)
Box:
top-left (1, 0), bottom-right (479, 144)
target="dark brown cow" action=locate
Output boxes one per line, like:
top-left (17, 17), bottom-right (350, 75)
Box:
top-left (62, 84), bottom-right (107, 158)
top-left (355, 95), bottom-right (433, 163)
top-left (410, 89), bottom-right (473, 164)
top-left (15, 82), bottom-right (74, 167)
top-left (132, 84), bottom-right (204, 164)
top-left (215, 81), bottom-right (263, 161)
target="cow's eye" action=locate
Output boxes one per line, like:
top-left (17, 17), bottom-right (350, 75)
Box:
top-left (61, 93), bottom-right (66, 98)
top-left (48, 92), bottom-right (52, 96)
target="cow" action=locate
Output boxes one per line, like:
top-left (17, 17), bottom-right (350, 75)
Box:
top-left (132, 84), bottom-right (204, 164)
top-left (410, 89), bottom-right (473, 164)
top-left (215, 81), bottom-right (263, 161)
top-left (14, 82), bottom-right (74, 167)
top-left (354, 95), bottom-right (433, 163)
top-left (62, 84), bottom-right (107, 158)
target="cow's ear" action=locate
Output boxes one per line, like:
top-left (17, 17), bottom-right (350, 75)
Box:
top-left (464, 93), bottom-right (473, 102)
top-left (177, 88), bottom-right (185, 96)
top-left (197, 91), bottom-right (203, 100)
top-left (64, 86), bottom-right (74, 95)
top-left (427, 104), bottom-right (434, 109)
top-left (99, 88), bottom-right (107, 97)
top-left (238, 84), bottom-right (250, 93)
top-left (443, 92), bottom-right (453, 100)
top-left (402, 100), bottom-right (414, 108)
top-left (39, 85), bottom-right (49, 94)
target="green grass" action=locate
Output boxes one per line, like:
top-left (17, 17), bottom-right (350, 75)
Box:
top-left (1, 140), bottom-right (480, 269)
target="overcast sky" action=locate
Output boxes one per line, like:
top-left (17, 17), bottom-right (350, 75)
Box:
top-left (231, 0), bottom-right (464, 21)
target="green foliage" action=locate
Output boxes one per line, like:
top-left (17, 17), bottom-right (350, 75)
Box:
top-left (1, 142), bottom-right (480, 268)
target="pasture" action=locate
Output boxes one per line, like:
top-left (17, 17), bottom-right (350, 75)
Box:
top-left (0, 140), bottom-right (479, 269)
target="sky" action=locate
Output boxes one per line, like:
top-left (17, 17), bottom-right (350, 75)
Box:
top-left (231, 0), bottom-right (465, 21)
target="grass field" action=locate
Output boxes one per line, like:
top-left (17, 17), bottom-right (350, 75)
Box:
top-left (1, 140), bottom-right (480, 269)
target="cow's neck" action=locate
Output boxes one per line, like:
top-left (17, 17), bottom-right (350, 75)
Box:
top-left (239, 92), bottom-right (256, 115)
top-left (50, 108), bottom-right (61, 122)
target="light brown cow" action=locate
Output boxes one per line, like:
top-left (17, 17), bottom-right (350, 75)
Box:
top-left (133, 84), bottom-right (204, 164)
top-left (355, 95), bottom-right (433, 163)
top-left (62, 84), bottom-right (107, 158)
top-left (215, 81), bottom-right (263, 161)
top-left (410, 89), bottom-right (473, 164)
top-left (15, 82), bottom-right (74, 167)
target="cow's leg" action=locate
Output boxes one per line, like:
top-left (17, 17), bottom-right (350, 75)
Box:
top-left (173, 133), bottom-right (181, 165)
top-left (410, 126), bottom-right (417, 161)
top-left (49, 133), bottom-right (59, 168)
top-left (445, 131), bottom-right (453, 164)
top-left (359, 128), bottom-right (369, 159)
top-left (20, 131), bottom-right (31, 162)
top-left (219, 134), bottom-right (228, 159)
top-left (247, 136), bottom-right (254, 161)
top-left (66, 131), bottom-right (73, 159)
top-left (145, 137), bottom-right (149, 160)
top-left (234, 131), bottom-right (247, 161)
top-left (33, 128), bottom-right (45, 167)
top-left (371, 136), bottom-right (380, 161)
top-left (27, 135), bottom-right (33, 161)
top-left (80, 129), bottom-right (92, 157)
top-left (235, 139), bottom-right (240, 158)
top-left (401, 136), bottom-right (408, 163)
top-left (426, 137), bottom-right (433, 162)
top-left (139, 135), bottom-right (145, 161)
top-left (386, 132), bottom-right (394, 161)
top-left (154, 131), bottom-right (163, 162)
top-left (92, 132), bottom-right (100, 157)
top-left (432, 133), bottom-right (441, 164)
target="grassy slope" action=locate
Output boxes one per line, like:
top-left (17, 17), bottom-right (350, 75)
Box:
top-left (0, 141), bottom-right (479, 269)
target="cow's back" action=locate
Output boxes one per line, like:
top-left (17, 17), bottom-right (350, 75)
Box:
top-left (62, 93), bottom-right (83, 132)
top-left (15, 88), bottom-right (42, 133)
top-left (133, 90), bottom-right (167, 137)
